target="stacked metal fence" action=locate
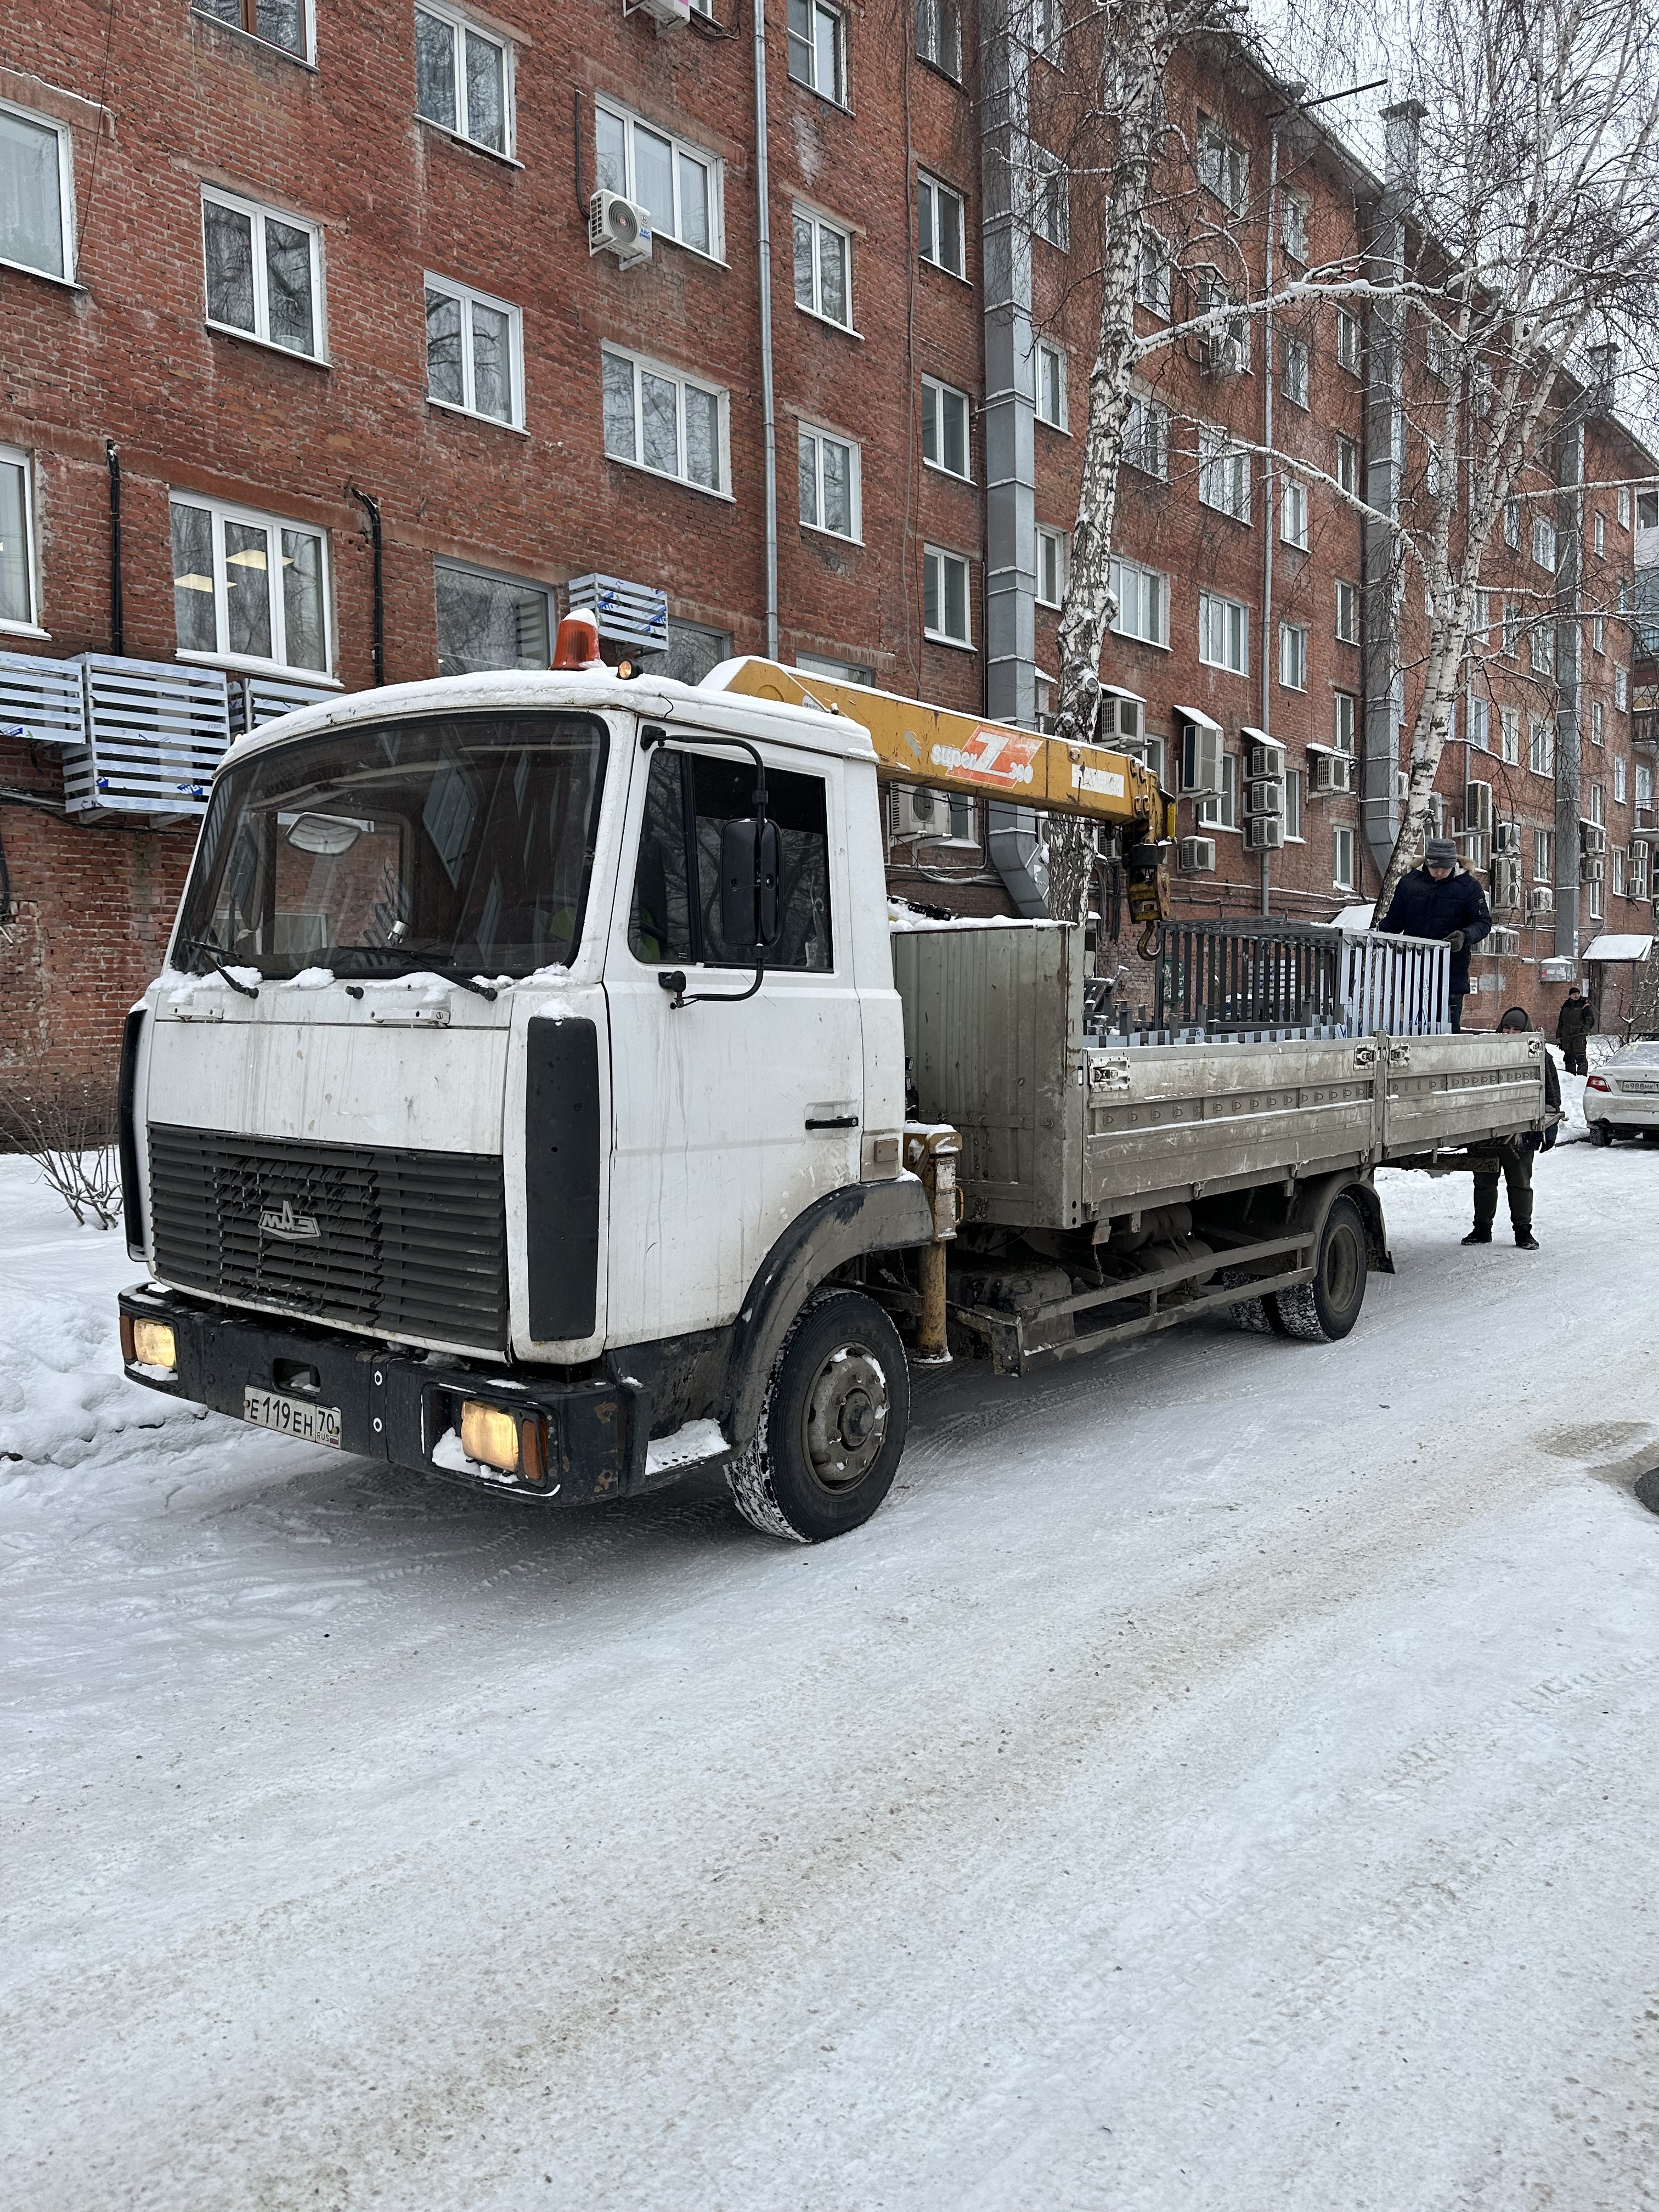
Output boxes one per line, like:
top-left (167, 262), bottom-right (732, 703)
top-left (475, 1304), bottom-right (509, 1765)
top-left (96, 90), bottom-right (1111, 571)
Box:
top-left (1146, 918), bottom-right (1451, 1040)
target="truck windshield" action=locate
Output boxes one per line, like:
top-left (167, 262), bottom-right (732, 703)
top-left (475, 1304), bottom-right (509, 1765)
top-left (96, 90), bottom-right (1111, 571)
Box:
top-left (172, 710), bottom-right (607, 981)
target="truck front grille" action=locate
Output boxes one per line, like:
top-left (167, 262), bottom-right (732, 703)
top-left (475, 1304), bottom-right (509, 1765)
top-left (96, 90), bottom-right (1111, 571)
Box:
top-left (147, 1124), bottom-right (509, 1351)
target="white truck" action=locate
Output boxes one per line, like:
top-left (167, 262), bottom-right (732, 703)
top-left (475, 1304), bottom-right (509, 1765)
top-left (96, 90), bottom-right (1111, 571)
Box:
top-left (116, 634), bottom-right (1547, 1540)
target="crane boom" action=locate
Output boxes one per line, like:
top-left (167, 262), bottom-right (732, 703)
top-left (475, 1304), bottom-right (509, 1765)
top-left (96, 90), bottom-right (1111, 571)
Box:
top-left (710, 658), bottom-right (1176, 840)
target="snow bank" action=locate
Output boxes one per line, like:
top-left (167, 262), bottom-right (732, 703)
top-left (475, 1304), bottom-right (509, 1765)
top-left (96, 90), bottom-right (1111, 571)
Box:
top-left (644, 1418), bottom-right (730, 1476)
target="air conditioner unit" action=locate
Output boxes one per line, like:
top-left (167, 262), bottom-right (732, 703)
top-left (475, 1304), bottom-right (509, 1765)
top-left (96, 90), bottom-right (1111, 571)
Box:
top-left (1526, 885), bottom-right (1554, 918)
top-left (1178, 719), bottom-right (1225, 797)
top-left (1178, 835), bottom-right (1217, 873)
top-left (1581, 853), bottom-right (1605, 886)
top-left (589, 190), bottom-right (653, 263)
top-left (1490, 854), bottom-right (1521, 913)
top-left (1103, 692), bottom-right (1143, 744)
top-left (1464, 780), bottom-right (1493, 836)
top-left (1493, 819), bottom-right (1522, 856)
top-left (1310, 752), bottom-right (1352, 794)
top-left (1244, 815), bottom-right (1285, 852)
top-left (1485, 926), bottom-right (1520, 957)
top-left (1580, 819), bottom-right (1607, 857)
top-left (893, 785), bottom-right (943, 839)
top-left (1245, 778), bottom-right (1284, 817)
top-left (1246, 735), bottom-right (1286, 780)
top-left (627, 0), bottom-right (692, 25)
top-left (1199, 325), bottom-right (1248, 378)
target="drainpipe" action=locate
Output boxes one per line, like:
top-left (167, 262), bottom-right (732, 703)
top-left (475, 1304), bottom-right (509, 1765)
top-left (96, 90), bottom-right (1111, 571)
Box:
top-left (105, 441), bottom-right (125, 657)
top-left (753, 0), bottom-right (778, 658)
top-left (1554, 407), bottom-right (1585, 966)
top-left (1260, 124), bottom-right (1280, 917)
top-left (348, 486), bottom-right (386, 686)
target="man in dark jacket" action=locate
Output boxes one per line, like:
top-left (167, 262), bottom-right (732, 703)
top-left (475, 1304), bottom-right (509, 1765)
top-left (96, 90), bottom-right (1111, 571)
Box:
top-left (1378, 836), bottom-right (1493, 1031)
top-left (1555, 981), bottom-right (1593, 1074)
top-left (1462, 1006), bottom-right (1561, 1251)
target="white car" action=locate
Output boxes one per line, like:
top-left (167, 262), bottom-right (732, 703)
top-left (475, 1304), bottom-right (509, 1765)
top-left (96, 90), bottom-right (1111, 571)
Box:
top-left (1584, 1039), bottom-right (1659, 1144)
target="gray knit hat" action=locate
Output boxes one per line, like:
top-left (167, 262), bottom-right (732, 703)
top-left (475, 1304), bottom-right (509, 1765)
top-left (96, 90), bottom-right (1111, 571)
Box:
top-left (1424, 837), bottom-right (1457, 865)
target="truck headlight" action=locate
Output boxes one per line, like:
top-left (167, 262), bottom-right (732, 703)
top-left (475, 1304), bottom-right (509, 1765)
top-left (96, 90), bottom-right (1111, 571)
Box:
top-left (129, 1318), bottom-right (177, 1372)
top-left (460, 1399), bottom-right (521, 1473)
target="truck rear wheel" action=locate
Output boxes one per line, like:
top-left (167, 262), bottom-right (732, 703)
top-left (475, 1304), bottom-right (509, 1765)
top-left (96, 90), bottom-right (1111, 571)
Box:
top-left (1265, 1194), bottom-right (1368, 1344)
top-left (726, 1290), bottom-right (910, 1543)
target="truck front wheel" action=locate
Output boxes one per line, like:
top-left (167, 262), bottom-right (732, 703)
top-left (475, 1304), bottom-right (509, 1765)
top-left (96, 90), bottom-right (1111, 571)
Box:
top-left (727, 1290), bottom-right (910, 1543)
top-left (1265, 1194), bottom-right (1368, 1344)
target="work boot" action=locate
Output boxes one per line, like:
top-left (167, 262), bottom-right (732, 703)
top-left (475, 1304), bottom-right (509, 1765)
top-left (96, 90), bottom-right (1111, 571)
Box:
top-left (1515, 1228), bottom-right (1539, 1251)
top-left (1462, 1224), bottom-right (1492, 1245)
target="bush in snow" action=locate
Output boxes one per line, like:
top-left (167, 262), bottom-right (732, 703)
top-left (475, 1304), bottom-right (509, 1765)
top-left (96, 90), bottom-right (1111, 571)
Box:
top-left (0, 1079), bottom-right (122, 1231)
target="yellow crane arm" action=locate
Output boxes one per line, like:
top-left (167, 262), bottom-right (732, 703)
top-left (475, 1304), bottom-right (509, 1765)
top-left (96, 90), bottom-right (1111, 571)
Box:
top-left (710, 658), bottom-right (1176, 840)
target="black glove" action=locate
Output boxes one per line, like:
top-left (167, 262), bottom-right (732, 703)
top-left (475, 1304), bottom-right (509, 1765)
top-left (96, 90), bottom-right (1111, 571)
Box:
top-left (1447, 930), bottom-right (1466, 951)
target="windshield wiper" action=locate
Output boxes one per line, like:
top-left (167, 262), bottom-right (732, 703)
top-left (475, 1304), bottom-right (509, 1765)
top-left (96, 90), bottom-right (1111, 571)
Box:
top-left (335, 955), bottom-right (500, 1002)
top-left (177, 934), bottom-right (259, 999)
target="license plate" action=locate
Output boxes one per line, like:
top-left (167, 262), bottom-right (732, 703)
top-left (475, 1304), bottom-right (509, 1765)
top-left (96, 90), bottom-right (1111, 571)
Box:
top-left (242, 1386), bottom-right (342, 1448)
top-left (1617, 1080), bottom-right (1659, 1095)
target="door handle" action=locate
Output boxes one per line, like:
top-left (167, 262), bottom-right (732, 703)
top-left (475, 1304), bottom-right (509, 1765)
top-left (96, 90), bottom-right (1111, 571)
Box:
top-left (805, 1115), bottom-right (859, 1131)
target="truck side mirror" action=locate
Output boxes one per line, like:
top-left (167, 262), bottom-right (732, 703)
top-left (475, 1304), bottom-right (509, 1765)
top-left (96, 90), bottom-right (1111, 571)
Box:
top-left (719, 817), bottom-right (780, 950)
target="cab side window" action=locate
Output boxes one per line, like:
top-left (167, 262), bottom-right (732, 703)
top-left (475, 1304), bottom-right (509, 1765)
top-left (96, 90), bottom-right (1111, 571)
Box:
top-left (629, 747), bottom-right (834, 972)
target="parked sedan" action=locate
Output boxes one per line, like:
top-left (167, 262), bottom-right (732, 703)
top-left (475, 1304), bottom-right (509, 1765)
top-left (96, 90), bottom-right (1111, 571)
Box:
top-left (1584, 1039), bottom-right (1659, 1144)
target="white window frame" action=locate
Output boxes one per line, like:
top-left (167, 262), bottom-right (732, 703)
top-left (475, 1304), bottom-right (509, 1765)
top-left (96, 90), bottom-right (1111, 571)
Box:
top-left (1335, 306), bottom-right (1360, 374)
top-left (194, 0), bottom-right (317, 61)
top-left (1500, 706), bottom-right (1520, 765)
top-left (0, 97), bottom-right (76, 285)
top-left (601, 344), bottom-right (731, 499)
top-left (1197, 116), bottom-right (1248, 215)
top-left (1535, 826), bottom-right (1553, 880)
top-left (1109, 556), bottom-right (1170, 647)
top-left (1595, 511), bottom-right (1606, 556)
top-left (1280, 333), bottom-right (1310, 409)
top-left (921, 375), bottom-right (973, 481)
top-left (1124, 392), bottom-right (1169, 481)
top-left (797, 419), bottom-right (862, 542)
top-left (433, 558), bottom-right (551, 676)
top-left (1280, 479), bottom-right (1308, 550)
top-left (1198, 425), bottom-right (1251, 522)
top-left (168, 490), bottom-right (332, 679)
top-left (1618, 485), bottom-right (1631, 527)
top-left (1198, 589), bottom-right (1249, 674)
top-left (1136, 230), bottom-right (1171, 319)
top-left (1613, 844), bottom-right (1626, 899)
top-left (1468, 695), bottom-right (1490, 751)
top-left (914, 0), bottom-right (962, 81)
top-left (1532, 515), bottom-right (1556, 571)
top-left (1333, 824), bottom-right (1355, 892)
top-left (1616, 753), bottom-right (1627, 803)
top-left (1334, 690), bottom-right (1357, 755)
top-left (1531, 624), bottom-right (1554, 676)
top-left (1197, 753), bottom-right (1239, 832)
top-left (1616, 665), bottom-right (1629, 709)
top-left (1528, 714), bottom-right (1554, 777)
top-left (1036, 524), bottom-right (1068, 608)
top-left (1592, 697), bottom-right (1604, 745)
top-left (1335, 578), bottom-right (1359, 645)
top-left (1036, 341), bottom-right (1067, 430)
top-left (201, 185), bottom-right (325, 359)
top-left (1280, 189), bottom-right (1309, 263)
top-left (1335, 433), bottom-right (1358, 496)
top-left (787, 0), bottom-right (847, 104)
top-left (1594, 611), bottom-right (1606, 652)
top-left (1283, 768), bottom-right (1304, 839)
top-left (1589, 866), bottom-right (1604, 921)
top-left (594, 97), bottom-right (724, 261)
top-left (792, 204), bottom-right (855, 330)
top-left (917, 173), bottom-right (967, 278)
top-left (0, 444), bottom-right (44, 636)
top-left (1278, 621), bottom-right (1308, 691)
top-left (414, 2), bottom-right (515, 157)
top-left (1504, 498), bottom-right (1521, 549)
top-left (424, 272), bottom-right (524, 428)
top-left (923, 544), bottom-right (972, 647)
top-left (1032, 146), bottom-right (1069, 250)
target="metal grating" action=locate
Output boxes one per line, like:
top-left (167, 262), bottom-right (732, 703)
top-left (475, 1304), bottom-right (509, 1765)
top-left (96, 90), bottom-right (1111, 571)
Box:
top-left (148, 1124), bottom-right (509, 1351)
top-left (0, 649), bottom-right (86, 747)
top-left (566, 572), bottom-right (669, 652)
top-left (63, 656), bottom-right (231, 821)
top-left (227, 673), bottom-right (338, 736)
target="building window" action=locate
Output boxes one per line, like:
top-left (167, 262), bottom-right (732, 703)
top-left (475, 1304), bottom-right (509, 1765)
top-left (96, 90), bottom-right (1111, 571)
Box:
top-left (914, 0), bottom-right (961, 79)
top-left (415, 3), bottom-right (512, 156)
top-left (1197, 753), bottom-right (1239, 831)
top-left (1334, 691), bottom-right (1357, 754)
top-left (1615, 753), bottom-right (1627, 803)
top-left (1616, 665), bottom-right (1629, 709)
top-left (1280, 334), bottom-right (1310, 409)
top-left (798, 422), bottom-right (861, 539)
top-left (1035, 524), bottom-right (1068, 608)
top-left (1196, 273), bottom-right (1249, 373)
top-left (1532, 515), bottom-right (1556, 571)
top-left (1594, 611), bottom-right (1606, 652)
top-left (1198, 589), bottom-right (1248, 673)
top-left (1613, 844), bottom-right (1627, 898)
top-left (1136, 231), bottom-right (1171, 318)
top-left (917, 173), bottom-right (966, 276)
top-left (1284, 769), bottom-right (1303, 839)
top-left (1529, 714), bottom-right (1554, 777)
top-left (1534, 825), bottom-right (1553, 879)
top-left (595, 100), bottom-right (721, 258)
top-left (1124, 392), bottom-right (1169, 479)
top-left (1592, 696), bottom-right (1604, 746)
top-left (1110, 556), bottom-right (1169, 647)
top-left (1531, 625), bottom-right (1554, 676)
top-left (1335, 306), bottom-right (1360, 374)
top-left (653, 619), bottom-right (732, 685)
top-left (0, 448), bottom-right (41, 633)
top-left (1618, 485), bottom-right (1631, 527)
top-left (602, 346), bottom-right (727, 494)
top-left (1500, 706), bottom-right (1520, 764)
top-left (923, 545), bottom-right (971, 645)
top-left (793, 206), bottom-right (853, 328)
top-left (1198, 426), bottom-right (1251, 522)
top-left (1589, 867), bottom-right (1604, 921)
top-left (922, 376), bottom-right (972, 479)
top-left (1474, 588), bottom-right (1494, 643)
top-left (1468, 695), bottom-right (1490, 751)
top-left (0, 99), bottom-right (75, 284)
top-left (1333, 825), bottom-right (1355, 891)
top-left (1335, 578), bottom-right (1359, 644)
top-left (798, 650), bottom-right (874, 685)
top-left (1036, 342), bottom-right (1067, 429)
top-left (1504, 499), bottom-right (1521, 550)
top-left (1197, 116), bottom-right (1248, 213)
top-left (1639, 761), bottom-right (1654, 810)
top-left (202, 187), bottom-right (322, 358)
top-left (1280, 190), bottom-right (1308, 263)
top-left (1589, 780), bottom-right (1605, 826)
top-left (788, 0), bottom-right (846, 102)
top-left (1334, 433), bottom-right (1358, 498)
top-left (425, 275), bottom-right (522, 426)
top-left (434, 561), bottom-right (549, 676)
top-left (1281, 479), bottom-right (1309, 550)
top-left (1032, 147), bottom-right (1069, 249)
top-left (1595, 511), bottom-right (1606, 557)
top-left (195, 0), bottom-right (313, 59)
top-left (1279, 622), bottom-right (1308, 690)
top-left (170, 493), bottom-right (329, 674)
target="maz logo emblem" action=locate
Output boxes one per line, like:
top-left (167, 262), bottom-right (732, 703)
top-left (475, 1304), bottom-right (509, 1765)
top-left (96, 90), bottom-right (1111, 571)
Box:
top-left (259, 1198), bottom-right (321, 1243)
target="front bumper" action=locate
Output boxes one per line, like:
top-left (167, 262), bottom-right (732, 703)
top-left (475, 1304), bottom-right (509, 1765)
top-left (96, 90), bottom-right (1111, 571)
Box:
top-left (117, 1284), bottom-right (640, 1505)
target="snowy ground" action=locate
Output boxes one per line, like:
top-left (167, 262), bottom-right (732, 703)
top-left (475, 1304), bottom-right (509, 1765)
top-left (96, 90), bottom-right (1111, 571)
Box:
top-left (4, 1049), bottom-right (1658, 2212)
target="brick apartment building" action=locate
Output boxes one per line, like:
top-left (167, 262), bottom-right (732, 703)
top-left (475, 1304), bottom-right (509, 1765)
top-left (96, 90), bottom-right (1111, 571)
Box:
top-left (2, 0), bottom-right (1656, 1111)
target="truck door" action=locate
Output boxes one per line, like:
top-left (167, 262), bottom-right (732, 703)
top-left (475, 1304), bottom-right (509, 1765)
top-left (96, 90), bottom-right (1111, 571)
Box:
top-left (602, 733), bottom-right (863, 1345)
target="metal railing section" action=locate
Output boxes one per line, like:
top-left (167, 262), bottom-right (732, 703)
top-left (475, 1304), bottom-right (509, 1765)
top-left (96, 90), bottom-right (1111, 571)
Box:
top-left (1135, 918), bottom-right (1450, 1042)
